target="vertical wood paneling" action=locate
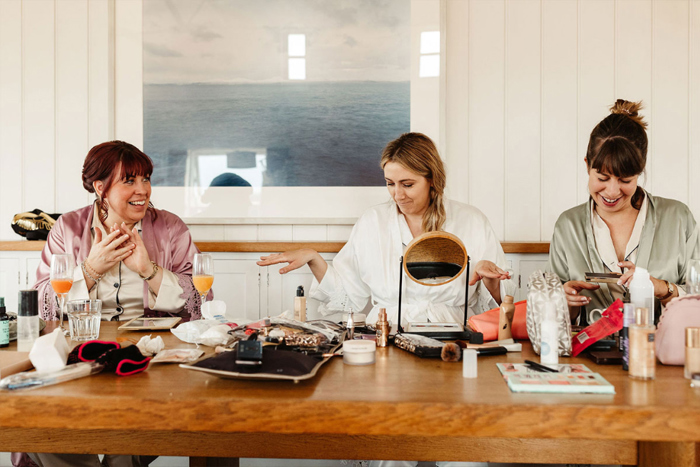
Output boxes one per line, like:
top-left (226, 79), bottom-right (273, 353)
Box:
top-left (653, 0), bottom-right (690, 204)
top-left (615, 1), bottom-right (652, 109)
top-left (616, 0), bottom-right (653, 196)
top-left (56, 0), bottom-right (89, 213)
top-left (0, 0), bottom-right (23, 241)
top-left (114, 0), bottom-right (142, 147)
top-left (445, 0), bottom-right (469, 205)
top-left (22, 0), bottom-right (56, 212)
top-left (88, 0), bottom-right (114, 149)
top-left (541, 0), bottom-right (578, 240)
top-left (469, 0), bottom-right (505, 239)
top-left (505, 0), bottom-right (541, 241)
top-left (691, 0), bottom-right (700, 217)
top-left (578, 0), bottom-right (615, 205)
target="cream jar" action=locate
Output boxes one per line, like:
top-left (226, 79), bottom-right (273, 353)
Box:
top-left (342, 340), bottom-right (376, 366)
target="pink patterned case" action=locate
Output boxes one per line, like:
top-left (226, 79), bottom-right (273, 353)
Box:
top-left (655, 295), bottom-right (700, 365)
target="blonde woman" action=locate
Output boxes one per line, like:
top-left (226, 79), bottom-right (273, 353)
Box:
top-left (258, 132), bottom-right (514, 326)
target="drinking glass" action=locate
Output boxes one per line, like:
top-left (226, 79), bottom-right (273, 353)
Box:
top-left (50, 254), bottom-right (75, 335)
top-left (193, 253), bottom-right (214, 304)
top-left (67, 299), bottom-right (102, 341)
top-left (687, 259), bottom-right (700, 295)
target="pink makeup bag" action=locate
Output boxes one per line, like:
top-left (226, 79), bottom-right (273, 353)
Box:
top-left (655, 295), bottom-right (700, 365)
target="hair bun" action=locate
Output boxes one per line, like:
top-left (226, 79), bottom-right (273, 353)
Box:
top-left (610, 99), bottom-right (647, 128)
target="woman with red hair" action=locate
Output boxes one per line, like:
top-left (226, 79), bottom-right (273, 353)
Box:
top-left (34, 140), bottom-right (208, 323)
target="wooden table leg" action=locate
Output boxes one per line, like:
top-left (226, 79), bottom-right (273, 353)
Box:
top-left (639, 441), bottom-right (700, 467)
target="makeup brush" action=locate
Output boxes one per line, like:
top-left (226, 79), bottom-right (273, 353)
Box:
top-left (441, 342), bottom-right (461, 362)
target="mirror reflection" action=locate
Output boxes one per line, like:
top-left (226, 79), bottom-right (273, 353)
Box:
top-left (403, 232), bottom-right (468, 286)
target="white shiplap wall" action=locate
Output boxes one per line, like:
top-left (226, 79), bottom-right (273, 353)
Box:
top-left (1, 0), bottom-right (700, 243)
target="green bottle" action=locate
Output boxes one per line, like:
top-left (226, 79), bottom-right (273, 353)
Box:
top-left (0, 297), bottom-right (8, 348)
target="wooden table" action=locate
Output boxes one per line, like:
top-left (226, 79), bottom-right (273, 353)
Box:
top-left (1, 323), bottom-right (699, 466)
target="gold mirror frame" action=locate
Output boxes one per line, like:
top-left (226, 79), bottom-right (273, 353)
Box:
top-left (402, 231), bottom-right (468, 286)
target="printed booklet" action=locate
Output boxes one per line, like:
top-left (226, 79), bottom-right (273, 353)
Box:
top-left (496, 363), bottom-right (615, 394)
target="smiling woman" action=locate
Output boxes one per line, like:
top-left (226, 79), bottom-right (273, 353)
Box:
top-left (548, 100), bottom-right (700, 324)
top-left (257, 132), bottom-right (515, 328)
top-left (33, 141), bottom-right (211, 326)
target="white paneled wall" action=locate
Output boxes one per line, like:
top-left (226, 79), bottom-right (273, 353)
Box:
top-left (444, 0), bottom-right (700, 241)
top-left (2, 0), bottom-right (700, 243)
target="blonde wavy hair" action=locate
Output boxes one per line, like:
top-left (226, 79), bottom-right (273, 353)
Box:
top-left (380, 132), bottom-right (446, 232)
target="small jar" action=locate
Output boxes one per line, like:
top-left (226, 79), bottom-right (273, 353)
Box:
top-left (685, 328), bottom-right (700, 379)
top-left (629, 307), bottom-right (655, 380)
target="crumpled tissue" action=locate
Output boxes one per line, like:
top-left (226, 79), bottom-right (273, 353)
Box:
top-left (171, 320), bottom-right (233, 347)
top-left (135, 335), bottom-right (165, 356)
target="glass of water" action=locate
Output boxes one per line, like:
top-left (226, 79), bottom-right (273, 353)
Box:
top-left (67, 299), bottom-right (102, 341)
top-left (688, 259), bottom-right (700, 295)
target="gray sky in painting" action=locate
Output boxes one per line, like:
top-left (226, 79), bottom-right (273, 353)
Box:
top-left (143, 0), bottom-right (410, 84)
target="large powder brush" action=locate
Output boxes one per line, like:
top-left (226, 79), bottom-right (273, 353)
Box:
top-left (441, 342), bottom-right (461, 362)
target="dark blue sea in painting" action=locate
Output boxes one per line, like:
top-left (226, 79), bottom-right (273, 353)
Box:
top-left (143, 81), bottom-right (410, 187)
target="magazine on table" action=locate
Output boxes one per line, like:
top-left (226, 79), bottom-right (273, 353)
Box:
top-left (496, 363), bottom-right (615, 394)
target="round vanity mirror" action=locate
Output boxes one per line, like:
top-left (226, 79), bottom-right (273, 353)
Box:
top-left (403, 231), bottom-right (468, 286)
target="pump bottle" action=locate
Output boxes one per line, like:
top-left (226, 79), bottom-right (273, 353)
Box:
top-left (630, 267), bottom-right (655, 325)
top-left (17, 290), bottom-right (39, 352)
top-left (540, 302), bottom-right (559, 366)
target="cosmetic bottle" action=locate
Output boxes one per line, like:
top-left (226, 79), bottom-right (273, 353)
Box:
top-left (498, 295), bottom-right (515, 340)
top-left (17, 290), bottom-right (39, 352)
top-left (685, 328), bottom-right (700, 379)
top-left (346, 311), bottom-right (355, 340)
top-left (539, 302), bottom-right (559, 366)
top-left (621, 303), bottom-right (634, 371)
top-left (629, 307), bottom-right (655, 380)
top-left (294, 286), bottom-right (306, 322)
top-left (630, 268), bottom-right (655, 325)
top-left (376, 308), bottom-right (389, 348)
top-left (0, 298), bottom-right (8, 348)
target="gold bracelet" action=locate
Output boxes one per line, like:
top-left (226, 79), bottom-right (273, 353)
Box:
top-left (139, 261), bottom-right (159, 281)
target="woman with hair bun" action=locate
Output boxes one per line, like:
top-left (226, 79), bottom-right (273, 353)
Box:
top-left (33, 140), bottom-right (209, 324)
top-left (258, 132), bottom-right (514, 326)
top-left (549, 99), bottom-right (700, 322)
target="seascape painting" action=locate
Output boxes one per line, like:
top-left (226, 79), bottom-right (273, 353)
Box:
top-left (143, 0), bottom-right (411, 189)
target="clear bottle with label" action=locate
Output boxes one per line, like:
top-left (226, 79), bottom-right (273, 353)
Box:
top-left (0, 297), bottom-right (8, 348)
top-left (629, 307), bottom-right (655, 380)
top-left (540, 302), bottom-right (559, 366)
top-left (685, 327), bottom-right (700, 379)
top-left (17, 290), bottom-right (39, 352)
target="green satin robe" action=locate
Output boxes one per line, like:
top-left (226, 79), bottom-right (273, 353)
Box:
top-left (548, 191), bottom-right (700, 314)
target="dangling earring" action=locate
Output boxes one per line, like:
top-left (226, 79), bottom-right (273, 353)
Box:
top-left (99, 197), bottom-right (109, 223)
top-left (148, 201), bottom-right (155, 209)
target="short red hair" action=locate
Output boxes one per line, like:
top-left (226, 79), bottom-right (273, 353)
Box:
top-left (82, 141), bottom-right (153, 197)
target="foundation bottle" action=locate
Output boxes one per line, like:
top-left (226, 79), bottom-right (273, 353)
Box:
top-left (629, 307), bottom-right (655, 380)
top-left (376, 308), bottom-right (389, 348)
top-left (685, 328), bottom-right (700, 379)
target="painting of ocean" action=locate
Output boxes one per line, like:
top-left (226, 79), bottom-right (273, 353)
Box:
top-left (144, 81), bottom-right (410, 187)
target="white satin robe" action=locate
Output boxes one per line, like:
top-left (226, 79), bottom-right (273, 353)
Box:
top-left (310, 200), bottom-right (516, 327)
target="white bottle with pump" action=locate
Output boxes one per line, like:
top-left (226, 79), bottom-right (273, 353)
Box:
top-left (540, 302), bottom-right (559, 367)
top-left (630, 267), bottom-right (655, 325)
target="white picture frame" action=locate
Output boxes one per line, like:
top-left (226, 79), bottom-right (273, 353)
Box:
top-left (114, 0), bottom-right (443, 223)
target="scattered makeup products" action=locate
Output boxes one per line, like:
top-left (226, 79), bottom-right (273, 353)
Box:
top-left (342, 340), bottom-right (376, 366)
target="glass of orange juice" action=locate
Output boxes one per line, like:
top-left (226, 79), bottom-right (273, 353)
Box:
top-left (50, 253), bottom-right (75, 335)
top-left (193, 253), bottom-right (214, 305)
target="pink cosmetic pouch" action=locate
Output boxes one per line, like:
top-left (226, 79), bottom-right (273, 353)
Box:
top-left (656, 295), bottom-right (700, 365)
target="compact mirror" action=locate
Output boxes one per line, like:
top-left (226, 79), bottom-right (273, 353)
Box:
top-left (403, 232), bottom-right (468, 286)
